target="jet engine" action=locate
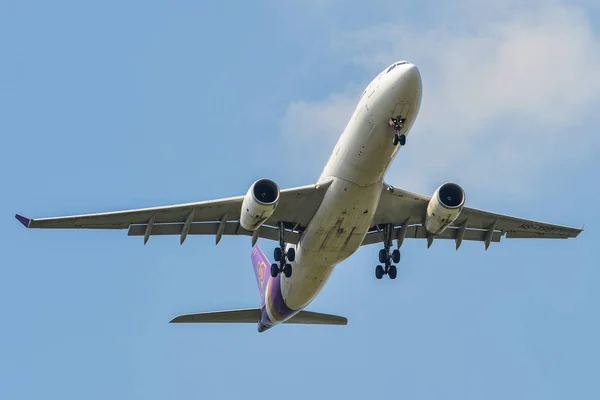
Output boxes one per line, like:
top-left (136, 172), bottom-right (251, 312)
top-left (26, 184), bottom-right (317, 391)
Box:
top-left (425, 183), bottom-right (465, 235)
top-left (240, 178), bottom-right (280, 232)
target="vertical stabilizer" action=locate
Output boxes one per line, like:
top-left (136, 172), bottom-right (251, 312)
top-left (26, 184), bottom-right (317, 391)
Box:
top-left (250, 245), bottom-right (270, 306)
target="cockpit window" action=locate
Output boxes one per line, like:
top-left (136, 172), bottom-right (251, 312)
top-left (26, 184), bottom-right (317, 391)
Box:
top-left (386, 61), bottom-right (409, 73)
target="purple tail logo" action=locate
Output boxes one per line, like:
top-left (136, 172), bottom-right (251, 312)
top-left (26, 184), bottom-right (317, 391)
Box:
top-left (251, 245), bottom-right (270, 306)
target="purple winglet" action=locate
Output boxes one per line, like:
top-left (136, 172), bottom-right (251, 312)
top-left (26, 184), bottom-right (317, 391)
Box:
top-left (15, 214), bottom-right (31, 228)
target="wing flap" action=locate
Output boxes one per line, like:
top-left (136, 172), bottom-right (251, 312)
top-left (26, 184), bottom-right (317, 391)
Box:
top-left (361, 225), bottom-right (502, 246)
top-left (505, 231), bottom-right (573, 239)
top-left (127, 222), bottom-right (302, 244)
top-left (170, 308), bottom-right (261, 323)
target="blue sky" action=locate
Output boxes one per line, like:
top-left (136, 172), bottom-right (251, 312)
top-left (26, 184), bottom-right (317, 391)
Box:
top-left (1, 1), bottom-right (599, 399)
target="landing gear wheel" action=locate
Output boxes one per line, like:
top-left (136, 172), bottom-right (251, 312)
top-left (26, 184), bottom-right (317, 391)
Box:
top-left (392, 134), bottom-right (399, 146)
top-left (287, 247), bottom-right (296, 262)
top-left (376, 224), bottom-right (400, 280)
top-left (399, 134), bottom-right (406, 146)
top-left (283, 263), bottom-right (293, 278)
top-left (275, 223), bottom-right (293, 272)
top-left (378, 249), bottom-right (388, 264)
top-left (274, 247), bottom-right (283, 262)
top-left (271, 263), bottom-right (279, 278)
top-left (392, 249), bottom-right (401, 264)
top-left (375, 265), bottom-right (384, 279)
top-left (388, 265), bottom-right (397, 280)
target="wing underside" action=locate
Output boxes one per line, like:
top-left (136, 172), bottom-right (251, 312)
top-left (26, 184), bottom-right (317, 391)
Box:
top-left (15, 181), bottom-right (333, 245)
top-left (15, 179), bottom-right (582, 248)
top-left (364, 184), bottom-right (583, 248)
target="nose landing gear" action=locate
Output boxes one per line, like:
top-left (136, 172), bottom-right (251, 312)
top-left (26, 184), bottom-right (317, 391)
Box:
top-left (389, 116), bottom-right (407, 146)
top-left (270, 222), bottom-right (294, 278)
top-left (375, 224), bottom-right (400, 280)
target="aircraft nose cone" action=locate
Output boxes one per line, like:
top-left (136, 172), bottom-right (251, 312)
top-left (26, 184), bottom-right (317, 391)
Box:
top-left (402, 63), bottom-right (421, 86)
top-left (395, 63), bottom-right (421, 102)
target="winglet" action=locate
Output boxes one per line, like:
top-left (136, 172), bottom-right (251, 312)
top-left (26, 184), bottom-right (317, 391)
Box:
top-left (15, 214), bottom-right (31, 228)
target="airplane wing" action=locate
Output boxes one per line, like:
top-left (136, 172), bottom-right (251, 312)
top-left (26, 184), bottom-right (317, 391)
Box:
top-left (363, 184), bottom-right (583, 248)
top-left (15, 180), bottom-right (333, 245)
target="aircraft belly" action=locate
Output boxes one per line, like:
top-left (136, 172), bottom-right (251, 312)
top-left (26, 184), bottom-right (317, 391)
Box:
top-left (280, 178), bottom-right (382, 310)
top-left (277, 65), bottom-right (422, 312)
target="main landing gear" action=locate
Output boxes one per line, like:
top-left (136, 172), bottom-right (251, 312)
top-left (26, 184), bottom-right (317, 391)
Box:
top-left (270, 222), bottom-right (294, 278)
top-left (375, 224), bottom-right (400, 280)
top-left (389, 116), bottom-right (407, 146)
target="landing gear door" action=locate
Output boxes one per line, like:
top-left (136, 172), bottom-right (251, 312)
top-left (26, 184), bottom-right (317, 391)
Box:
top-left (393, 101), bottom-right (411, 132)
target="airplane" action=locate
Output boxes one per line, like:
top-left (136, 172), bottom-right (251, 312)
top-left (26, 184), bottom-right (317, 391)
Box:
top-left (15, 61), bottom-right (583, 332)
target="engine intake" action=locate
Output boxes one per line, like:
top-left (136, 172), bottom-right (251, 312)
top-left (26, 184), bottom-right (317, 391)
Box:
top-left (240, 179), bottom-right (280, 231)
top-left (438, 183), bottom-right (464, 208)
top-left (425, 183), bottom-right (465, 235)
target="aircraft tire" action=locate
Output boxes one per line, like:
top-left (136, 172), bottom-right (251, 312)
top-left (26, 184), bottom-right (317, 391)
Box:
top-left (378, 249), bottom-right (387, 264)
top-left (287, 248), bottom-right (295, 262)
top-left (392, 249), bottom-right (401, 263)
top-left (274, 247), bottom-right (283, 262)
top-left (375, 265), bottom-right (384, 279)
top-left (389, 265), bottom-right (397, 280)
top-left (283, 263), bottom-right (292, 278)
top-left (271, 263), bottom-right (279, 278)
top-left (392, 134), bottom-right (399, 146)
top-left (399, 135), bottom-right (406, 146)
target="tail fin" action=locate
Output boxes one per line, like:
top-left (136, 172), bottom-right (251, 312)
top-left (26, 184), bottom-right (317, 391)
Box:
top-left (250, 244), bottom-right (270, 306)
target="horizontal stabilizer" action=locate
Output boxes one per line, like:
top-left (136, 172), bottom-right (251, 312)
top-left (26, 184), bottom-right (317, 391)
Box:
top-left (284, 310), bottom-right (347, 325)
top-left (170, 308), bottom-right (260, 323)
top-left (170, 309), bottom-right (347, 325)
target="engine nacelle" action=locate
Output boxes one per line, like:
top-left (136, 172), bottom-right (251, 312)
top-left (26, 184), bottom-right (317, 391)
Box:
top-left (240, 178), bottom-right (280, 232)
top-left (425, 183), bottom-right (465, 235)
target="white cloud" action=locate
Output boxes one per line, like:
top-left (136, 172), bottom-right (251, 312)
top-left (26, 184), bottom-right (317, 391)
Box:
top-left (280, 2), bottom-right (600, 196)
top-left (282, 92), bottom-right (358, 141)
top-left (278, 86), bottom-right (364, 179)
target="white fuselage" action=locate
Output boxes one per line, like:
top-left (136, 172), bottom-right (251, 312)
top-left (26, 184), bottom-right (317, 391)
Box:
top-left (278, 62), bottom-right (422, 311)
